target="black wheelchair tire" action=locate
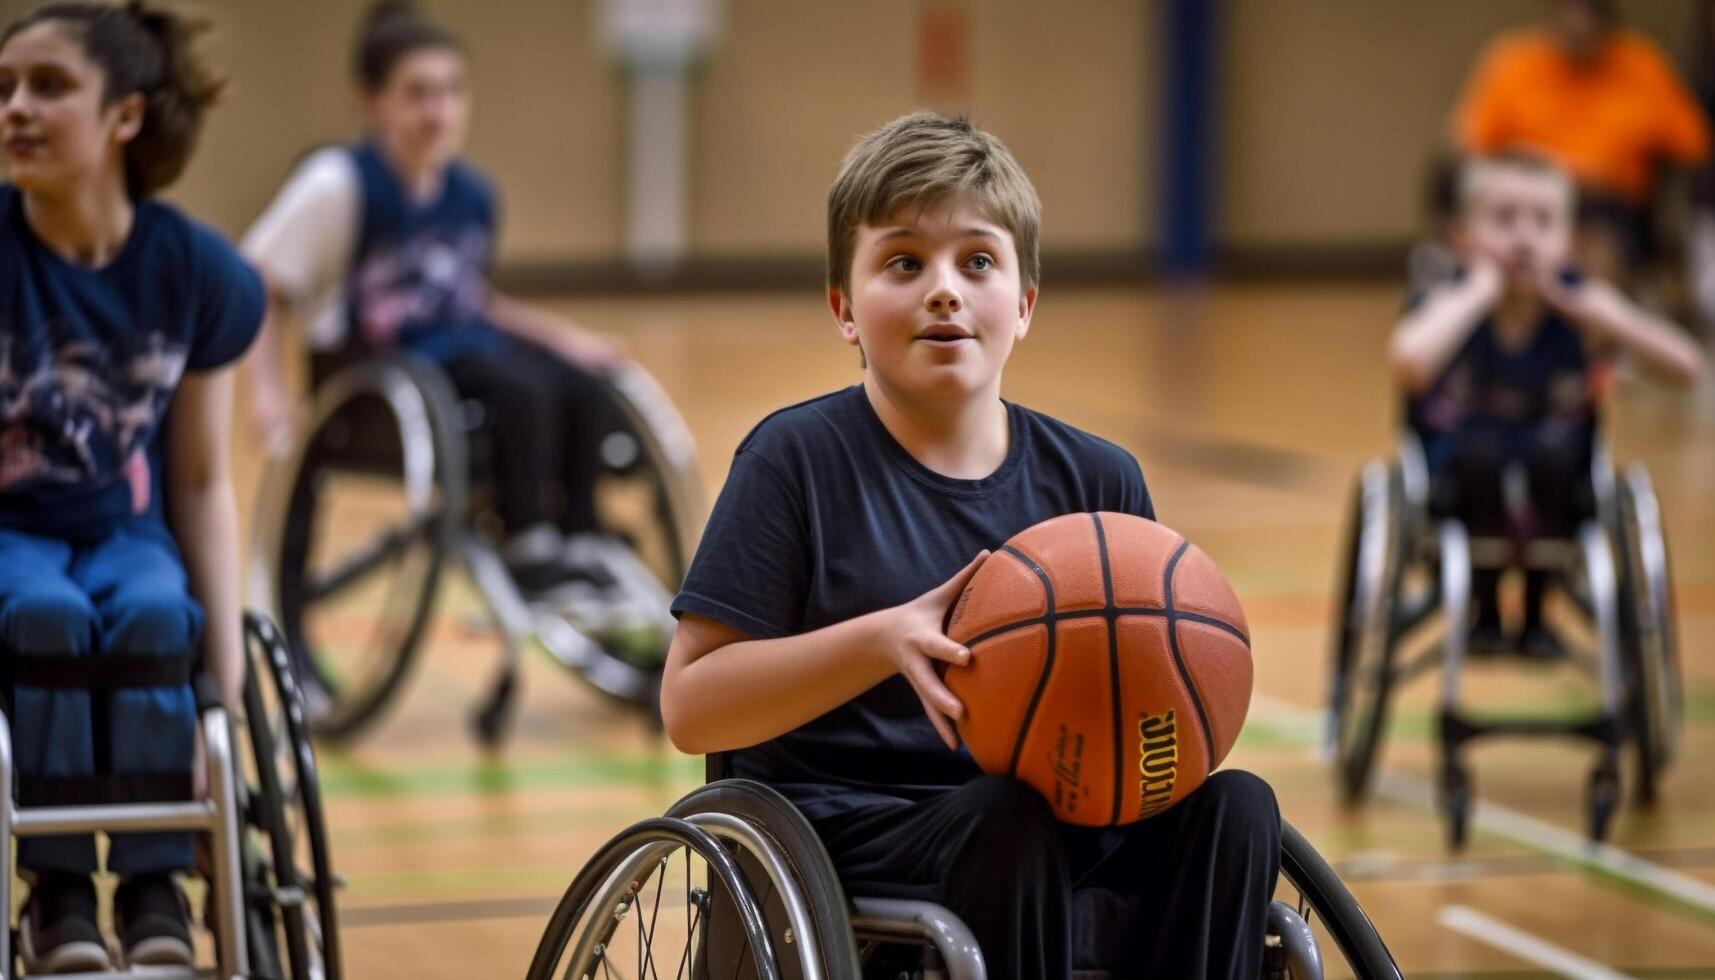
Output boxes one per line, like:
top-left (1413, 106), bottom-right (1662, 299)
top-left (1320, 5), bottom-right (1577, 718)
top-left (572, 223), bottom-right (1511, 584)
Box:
top-left (667, 779), bottom-right (863, 980)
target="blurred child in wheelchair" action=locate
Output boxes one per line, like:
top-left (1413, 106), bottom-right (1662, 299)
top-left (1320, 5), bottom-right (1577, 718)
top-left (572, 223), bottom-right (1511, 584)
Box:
top-left (241, 1), bottom-right (650, 611)
top-left (1390, 151), bottom-right (1703, 658)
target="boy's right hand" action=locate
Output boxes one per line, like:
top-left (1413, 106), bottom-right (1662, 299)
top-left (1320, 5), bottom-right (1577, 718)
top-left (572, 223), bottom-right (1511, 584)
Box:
top-left (873, 550), bottom-right (991, 752)
top-left (1463, 252), bottom-right (1505, 302)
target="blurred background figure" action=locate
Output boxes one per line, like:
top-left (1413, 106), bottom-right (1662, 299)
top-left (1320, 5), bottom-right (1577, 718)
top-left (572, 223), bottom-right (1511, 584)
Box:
top-left (1452, 0), bottom-right (1710, 286)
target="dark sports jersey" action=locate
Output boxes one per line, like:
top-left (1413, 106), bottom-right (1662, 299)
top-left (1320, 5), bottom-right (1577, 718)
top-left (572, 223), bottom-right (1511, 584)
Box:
top-left (673, 385), bottom-right (1154, 822)
top-left (347, 141), bottom-right (503, 362)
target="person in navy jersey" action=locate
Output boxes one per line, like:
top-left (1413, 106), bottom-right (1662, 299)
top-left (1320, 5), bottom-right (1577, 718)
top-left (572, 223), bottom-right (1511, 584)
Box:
top-left (664, 113), bottom-right (1280, 980)
top-left (242, 0), bottom-right (640, 598)
top-left (1392, 153), bottom-right (1702, 658)
top-left (0, 3), bottom-right (263, 971)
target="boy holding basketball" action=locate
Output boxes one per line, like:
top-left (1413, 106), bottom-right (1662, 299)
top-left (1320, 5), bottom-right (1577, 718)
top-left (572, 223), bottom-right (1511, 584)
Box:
top-left (1391, 153), bottom-right (1702, 657)
top-left (663, 112), bottom-right (1278, 978)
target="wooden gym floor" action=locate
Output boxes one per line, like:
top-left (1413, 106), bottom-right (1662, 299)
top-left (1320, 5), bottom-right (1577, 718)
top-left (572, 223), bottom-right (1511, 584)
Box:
top-left (233, 283), bottom-right (1715, 978)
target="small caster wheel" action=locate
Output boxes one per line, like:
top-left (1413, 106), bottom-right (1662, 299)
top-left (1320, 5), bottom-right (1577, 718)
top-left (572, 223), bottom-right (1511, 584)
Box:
top-left (1588, 765), bottom-right (1621, 842)
top-left (471, 671), bottom-right (518, 749)
top-left (1441, 764), bottom-right (1471, 851)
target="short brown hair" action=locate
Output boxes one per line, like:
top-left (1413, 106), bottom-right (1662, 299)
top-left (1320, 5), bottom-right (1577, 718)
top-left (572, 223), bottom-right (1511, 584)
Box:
top-left (827, 112), bottom-right (1040, 292)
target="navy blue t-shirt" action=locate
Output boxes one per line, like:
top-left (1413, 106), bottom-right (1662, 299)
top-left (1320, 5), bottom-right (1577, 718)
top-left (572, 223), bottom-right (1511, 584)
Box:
top-left (672, 385), bottom-right (1154, 822)
top-left (0, 185), bottom-right (264, 542)
top-left (347, 142), bottom-right (503, 362)
top-left (1408, 308), bottom-right (1595, 471)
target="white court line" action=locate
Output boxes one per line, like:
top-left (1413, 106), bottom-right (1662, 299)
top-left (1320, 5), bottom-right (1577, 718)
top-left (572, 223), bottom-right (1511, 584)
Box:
top-left (1438, 904), bottom-right (1636, 980)
top-left (1249, 694), bottom-right (1715, 920)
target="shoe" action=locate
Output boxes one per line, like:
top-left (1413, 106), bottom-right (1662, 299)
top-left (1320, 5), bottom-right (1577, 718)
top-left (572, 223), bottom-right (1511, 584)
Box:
top-left (1467, 620), bottom-right (1510, 657)
top-left (1517, 624), bottom-right (1567, 662)
top-left (19, 873), bottom-right (110, 974)
top-left (562, 534), bottom-right (675, 632)
top-left (114, 873), bottom-right (195, 968)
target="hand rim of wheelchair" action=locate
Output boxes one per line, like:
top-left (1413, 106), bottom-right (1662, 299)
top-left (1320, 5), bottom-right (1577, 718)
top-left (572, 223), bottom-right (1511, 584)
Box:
top-left (238, 612), bottom-right (343, 980)
top-left (524, 815), bottom-right (783, 980)
top-left (529, 778), bottom-right (1400, 980)
top-left (1327, 458), bottom-right (1407, 804)
top-left (254, 353), bottom-right (466, 740)
top-left (1615, 463), bottom-right (1681, 791)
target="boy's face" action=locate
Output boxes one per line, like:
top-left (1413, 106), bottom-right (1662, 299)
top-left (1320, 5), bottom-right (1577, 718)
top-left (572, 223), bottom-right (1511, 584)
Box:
top-left (1458, 167), bottom-right (1574, 286)
top-left (830, 195), bottom-right (1036, 404)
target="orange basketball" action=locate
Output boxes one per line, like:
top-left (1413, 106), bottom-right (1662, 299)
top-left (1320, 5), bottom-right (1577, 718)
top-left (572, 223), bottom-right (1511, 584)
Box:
top-left (944, 512), bottom-right (1253, 826)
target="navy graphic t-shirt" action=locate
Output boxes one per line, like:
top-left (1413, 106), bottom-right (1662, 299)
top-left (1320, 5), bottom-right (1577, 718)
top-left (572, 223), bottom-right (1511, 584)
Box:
top-left (672, 385), bottom-right (1154, 823)
top-left (0, 185), bottom-right (264, 541)
top-left (1408, 310), bottom-right (1595, 470)
top-left (347, 142), bottom-right (503, 362)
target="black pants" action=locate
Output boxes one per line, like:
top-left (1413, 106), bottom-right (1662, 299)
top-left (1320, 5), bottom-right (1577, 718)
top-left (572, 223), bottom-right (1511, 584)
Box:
top-left (440, 337), bottom-right (618, 535)
top-left (816, 771), bottom-right (1280, 980)
top-left (1432, 426), bottom-right (1593, 625)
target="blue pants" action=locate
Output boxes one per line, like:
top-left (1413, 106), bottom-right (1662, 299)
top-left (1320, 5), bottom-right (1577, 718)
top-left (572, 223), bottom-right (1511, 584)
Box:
top-left (0, 523), bottom-right (200, 875)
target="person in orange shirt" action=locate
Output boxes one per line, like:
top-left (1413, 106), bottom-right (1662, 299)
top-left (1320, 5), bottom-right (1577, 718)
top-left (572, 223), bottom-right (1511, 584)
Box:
top-left (1454, 0), bottom-right (1711, 282)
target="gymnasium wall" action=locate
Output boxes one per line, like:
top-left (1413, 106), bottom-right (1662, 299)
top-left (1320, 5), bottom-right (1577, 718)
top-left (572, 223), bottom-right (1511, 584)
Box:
top-left (0, 0), bottom-right (1700, 278)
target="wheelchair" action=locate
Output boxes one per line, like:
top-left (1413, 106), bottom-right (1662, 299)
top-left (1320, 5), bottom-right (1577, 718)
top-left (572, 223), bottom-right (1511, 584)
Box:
top-left (1326, 430), bottom-right (1680, 848)
top-left (249, 345), bottom-right (704, 746)
top-left (0, 612), bottom-right (339, 979)
top-left (524, 757), bottom-right (1402, 980)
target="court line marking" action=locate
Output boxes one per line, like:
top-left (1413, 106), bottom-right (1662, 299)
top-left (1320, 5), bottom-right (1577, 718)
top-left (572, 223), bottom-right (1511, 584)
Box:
top-left (1437, 905), bottom-right (1637, 980)
top-left (1250, 694), bottom-right (1715, 924)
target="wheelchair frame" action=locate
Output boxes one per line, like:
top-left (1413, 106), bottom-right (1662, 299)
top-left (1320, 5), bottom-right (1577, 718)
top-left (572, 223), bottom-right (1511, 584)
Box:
top-left (0, 613), bottom-right (339, 980)
top-left (525, 755), bottom-right (1402, 980)
top-left (250, 350), bottom-right (704, 745)
top-left (1328, 433), bottom-right (1681, 847)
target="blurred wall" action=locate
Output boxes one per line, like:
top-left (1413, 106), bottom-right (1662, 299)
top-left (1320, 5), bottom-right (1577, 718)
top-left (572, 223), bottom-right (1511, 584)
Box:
top-left (0, 0), bottom-right (1702, 275)
top-left (1221, 0), bottom-right (1698, 250)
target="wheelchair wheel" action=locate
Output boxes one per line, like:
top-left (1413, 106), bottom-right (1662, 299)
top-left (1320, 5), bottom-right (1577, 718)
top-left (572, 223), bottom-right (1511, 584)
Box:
top-left (236, 613), bottom-right (343, 980)
top-left (596, 364), bottom-right (704, 590)
top-left (270, 356), bottom-right (466, 739)
top-left (666, 780), bottom-right (863, 979)
top-left (525, 817), bottom-right (783, 980)
top-left (540, 364), bottom-right (705, 715)
top-left (1616, 465), bottom-right (1682, 801)
top-left (1328, 460), bottom-right (1406, 803)
top-left (1274, 820), bottom-right (1401, 979)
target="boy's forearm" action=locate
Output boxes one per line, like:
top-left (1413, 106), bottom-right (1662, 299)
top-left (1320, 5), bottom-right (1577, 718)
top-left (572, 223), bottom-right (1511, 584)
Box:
top-left (663, 612), bottom-right (896, 755)
top-left (1581, 286), bottom-right (1705, 384)
top-left (170, 479), bottom-right (246, 707)
top-left (1390, 279), bottom-right (1494, 391)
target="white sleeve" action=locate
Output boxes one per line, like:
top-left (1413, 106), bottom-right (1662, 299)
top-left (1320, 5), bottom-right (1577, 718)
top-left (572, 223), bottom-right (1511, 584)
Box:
top-left (240, 147), bottom-right (359, 308)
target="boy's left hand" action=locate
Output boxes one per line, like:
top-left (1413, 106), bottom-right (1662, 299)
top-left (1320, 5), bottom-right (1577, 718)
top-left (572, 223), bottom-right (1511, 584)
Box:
top-left (1537, 267), bottom-right (1623, 330)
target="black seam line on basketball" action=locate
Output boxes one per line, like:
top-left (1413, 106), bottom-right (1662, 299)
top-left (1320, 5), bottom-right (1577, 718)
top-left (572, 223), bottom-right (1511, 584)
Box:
top-left (999, 545), bottom-right (1056, 780)
top-left (962, 607), bottom-right (1248, 650)
top-left (1162, 539), bottom-right (1218, 774)
top-left (1091, 514), bottom-right (1125, 827)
